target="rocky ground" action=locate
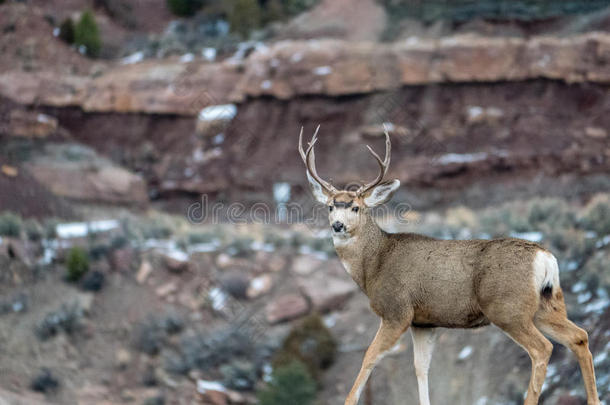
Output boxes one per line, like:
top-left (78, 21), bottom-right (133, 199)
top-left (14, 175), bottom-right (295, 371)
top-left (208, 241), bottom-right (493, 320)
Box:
top-left (0, 197), bottom-right (609, 404)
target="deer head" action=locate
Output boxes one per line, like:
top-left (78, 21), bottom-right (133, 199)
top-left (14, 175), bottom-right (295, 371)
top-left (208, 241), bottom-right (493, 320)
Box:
top-left (298, 126), bottom-right (400, 239)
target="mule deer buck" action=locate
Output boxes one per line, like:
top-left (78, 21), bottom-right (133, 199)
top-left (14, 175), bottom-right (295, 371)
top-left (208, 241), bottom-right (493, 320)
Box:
top-left (298, 126), bottom-right (600, 405)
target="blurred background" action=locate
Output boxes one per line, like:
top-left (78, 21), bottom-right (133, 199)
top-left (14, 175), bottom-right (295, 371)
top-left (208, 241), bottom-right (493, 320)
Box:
top-left (0, 0), bottom-right (609, 404)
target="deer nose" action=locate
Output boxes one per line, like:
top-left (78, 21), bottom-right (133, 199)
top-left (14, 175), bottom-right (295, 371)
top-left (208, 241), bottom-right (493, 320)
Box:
top-left (332, 221), bottom-right (344, 233)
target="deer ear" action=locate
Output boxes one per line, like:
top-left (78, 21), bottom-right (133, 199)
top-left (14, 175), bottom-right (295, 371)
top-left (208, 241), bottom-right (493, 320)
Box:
top-left (363, 179), bottom-right (400, 207)
top-left (306, 171), bottom-right (331, 204)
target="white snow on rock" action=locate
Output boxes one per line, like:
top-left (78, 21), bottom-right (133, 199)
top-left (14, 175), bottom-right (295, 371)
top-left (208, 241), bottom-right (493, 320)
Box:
top-left (209, 287), bottom-right (228, 311)
top-left (202, 47), bottom-right (217, 62)
top-left (198, 104), bottom-right (237, 122)
top-left (458, 346), bottom-right (473, 360)
top-left (56, 220), bottom-right (120, 239)
top-left (438, 152), bottom-right (489, 165)
top-left (121, 51), bottom-right (145, 65)
top-left (197, 380), bottom-right (227, 394)
top-left (180, 53), bottom-right (195, 63)
top-left (313, 66), bottom-right (332, 76)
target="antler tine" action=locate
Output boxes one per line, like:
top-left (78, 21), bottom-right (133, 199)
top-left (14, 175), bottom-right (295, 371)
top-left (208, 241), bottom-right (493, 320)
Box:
top-left (298, 125), bottom-right (337, 193)
top-left (357, 131), bottom-right (391, 195)
top-left (298, 126), bottom-right (307, 164)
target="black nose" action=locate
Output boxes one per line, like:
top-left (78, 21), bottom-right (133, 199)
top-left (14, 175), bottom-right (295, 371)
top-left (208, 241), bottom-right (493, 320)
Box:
top-left (332, 221), bottom-right (344, 232)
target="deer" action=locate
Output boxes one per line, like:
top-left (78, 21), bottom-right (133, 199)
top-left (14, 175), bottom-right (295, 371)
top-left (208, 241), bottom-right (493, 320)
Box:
top-left (298, 126), bottom-right (600, 405)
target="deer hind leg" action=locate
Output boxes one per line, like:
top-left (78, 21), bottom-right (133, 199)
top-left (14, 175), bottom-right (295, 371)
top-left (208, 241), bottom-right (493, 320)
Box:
top-left (411, 327), bottom-right (437, 405)
top-left (345, 320), bottom-right (406, 405)
top-left (496, 321), bottom-right (553, 405)
top-left (535, 296), bottom-right (600, 405)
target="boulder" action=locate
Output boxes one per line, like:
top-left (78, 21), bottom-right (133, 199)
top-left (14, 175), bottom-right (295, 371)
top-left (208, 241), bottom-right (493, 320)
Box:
top-left (136, 261), bottom-right (153, 284)
top-left (298, 274), bottom-right (357, 312)
top-left (8, 110), bottom-right (57, 138)
top-left (24, 143), bottom-right (148, 205)
top-left (291, 254), bottom-right (324, 275)
top-left (265, 293), bottom-right (309, 324)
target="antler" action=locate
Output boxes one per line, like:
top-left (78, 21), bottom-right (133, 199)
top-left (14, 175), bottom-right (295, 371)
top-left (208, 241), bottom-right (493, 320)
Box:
top-left (298, 125), bottom-right (338, 194)
top-left (357, 129), bottom-right (391, 195)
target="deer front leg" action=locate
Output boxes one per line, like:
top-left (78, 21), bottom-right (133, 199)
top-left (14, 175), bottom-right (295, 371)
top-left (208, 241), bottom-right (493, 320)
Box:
top-left (411, 327), bottom-right (437, 405)
top-left (345, 320), bottom-right (406, 405)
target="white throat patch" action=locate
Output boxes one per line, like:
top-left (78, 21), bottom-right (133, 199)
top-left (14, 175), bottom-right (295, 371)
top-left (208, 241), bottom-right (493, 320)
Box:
top-left (332, 234), bottom-right (355, 248)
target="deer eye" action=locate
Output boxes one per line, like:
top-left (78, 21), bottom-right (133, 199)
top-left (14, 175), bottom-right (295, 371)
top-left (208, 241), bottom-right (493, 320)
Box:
top-left (352, 206), bottom-right (359, 213)
top-left (329, 206), bottom-right (333, 212)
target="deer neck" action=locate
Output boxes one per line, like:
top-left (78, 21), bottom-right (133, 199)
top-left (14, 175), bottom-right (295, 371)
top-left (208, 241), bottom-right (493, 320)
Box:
top-left (332, 214), bottom-right (387, 294)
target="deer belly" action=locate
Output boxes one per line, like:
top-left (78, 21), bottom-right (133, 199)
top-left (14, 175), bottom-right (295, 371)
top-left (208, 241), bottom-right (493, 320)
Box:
top-left (411, 305), bottom-right (490, 329)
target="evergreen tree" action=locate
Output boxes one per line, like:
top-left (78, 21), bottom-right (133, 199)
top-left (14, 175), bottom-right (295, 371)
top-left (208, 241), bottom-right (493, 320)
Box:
top-left (74, 11), bottom-right (102, 57)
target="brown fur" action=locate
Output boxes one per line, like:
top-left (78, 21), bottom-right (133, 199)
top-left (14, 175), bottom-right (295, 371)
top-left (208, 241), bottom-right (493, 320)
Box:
top-left (299, 130), bottom-right (599, 405)
top-left (328, 194), bottom-right (600, 405)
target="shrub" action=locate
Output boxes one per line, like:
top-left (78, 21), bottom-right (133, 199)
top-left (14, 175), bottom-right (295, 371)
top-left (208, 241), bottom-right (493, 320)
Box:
top-left (30, 368), bottom-right (59, 393)
top-left (65, 247), bottom-right (89, 282)
top-left (166, 0), bottom-right (204, 17)
top-left (220, 359), bottom-right (258, 390)
top-left (272, 314), bottom-right (336, 380)
top-left (139, 217), bottom-right (174, 240)
top-left (35, 303), bottom-right (84, 340)
top-left (94, 0), bottom-right (136, 29)
top-left (164, 327), bottom-right (259, 375)
top-left (263, 0), bottom-right (286, 23)
top-left (225, 236), bottom-right (254, 257)
top-left (581, 194), bottom-right (610, 236)
top-left (44, 218), bottom-right (59, 239)
top-left (75, 11), bottom-right (102, 57)
top-left (186, 231), bottom-right (217, 245)
top-left (479, 204), bottom-right (530, 236)
top-left (134, 313), bottom-right (185, 355)
top-left (81, 270), bottom-right (105, 292)
top-left (227, 0), bottom-right (262, 38)
top-left (282, 0), bottom-right (318, 16)
top-left (24, 219), bottom-right (43, 241)
top-left (257, 360), bottom-right (317, 405)
top-left (58, 18), bottom-right (75, 44)
top-left (546, 228), bottom-right (595, 270)
top-left (0, 212), bottom-right (22, 237)
top-left (143, 396), bottom-right (165, 405)
top-left (526, 198), bottom-right (576, 232)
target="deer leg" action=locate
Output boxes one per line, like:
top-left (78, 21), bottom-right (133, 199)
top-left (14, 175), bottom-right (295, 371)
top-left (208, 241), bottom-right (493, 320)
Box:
top-left (535, 304), bottom-right (600, 405)
top-left (411, 327), bottom-right (437, 405)
top-left (345, 320), bottom-right (406, 405)
top-left (498, 322), bottom-right (553, 405)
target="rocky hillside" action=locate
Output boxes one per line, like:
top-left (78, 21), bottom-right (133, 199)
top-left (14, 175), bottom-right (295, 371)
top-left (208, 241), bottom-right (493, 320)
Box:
top-left (1, 28), bottom-right (609, 212)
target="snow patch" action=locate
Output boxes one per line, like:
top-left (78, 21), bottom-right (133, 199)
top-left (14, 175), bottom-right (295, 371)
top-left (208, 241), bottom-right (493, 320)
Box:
top-left (458, 346), bottom-right (473, 360)
top-left (121, 51), bottom-right (144, 65)
top-left (56, 220), bottom-right (120, 239)
top-left (197, 380), bottom-right (227, 394)
top-left (198, 104), bottom-right (237, 122)
top-left (437, 152), bottom-right (489, 165)
top-left (208, 287), bottom-right (228, 311)
top-left (313, 66), bottom-right (332, 76)
top-left (180, 53), bottom-right (195, 63)
top-left (202, 48), bottom-right (217, 62)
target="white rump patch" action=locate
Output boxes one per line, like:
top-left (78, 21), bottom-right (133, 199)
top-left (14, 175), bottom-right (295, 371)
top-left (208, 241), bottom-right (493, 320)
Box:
top-left (532, 250), bottom-right (560, 293)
